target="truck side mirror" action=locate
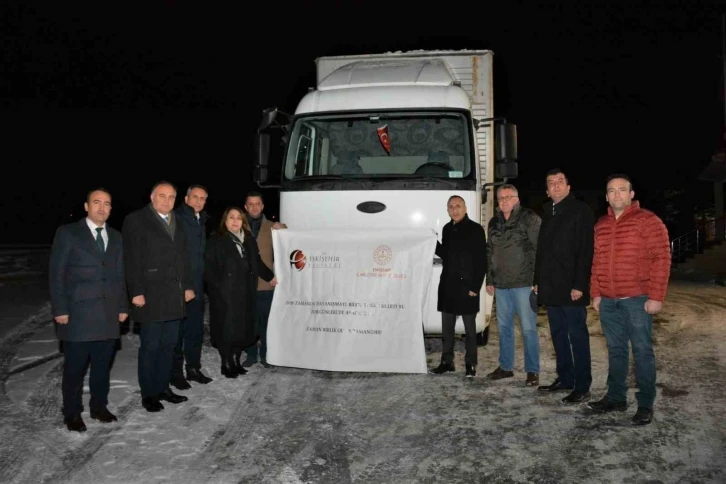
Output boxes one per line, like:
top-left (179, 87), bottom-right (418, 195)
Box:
top-left (495, 123), bottom-right (518, 179)
top-left (254, 132), bottom-right (271, 184)
top-left (259, 108), bottom-right (279, 131)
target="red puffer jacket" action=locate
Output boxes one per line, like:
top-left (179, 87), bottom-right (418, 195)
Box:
top-left (591, 201), bottom-right (671, 302)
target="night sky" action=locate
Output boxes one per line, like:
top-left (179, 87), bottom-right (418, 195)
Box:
top-left (2, 2), bottom-right (725, 243)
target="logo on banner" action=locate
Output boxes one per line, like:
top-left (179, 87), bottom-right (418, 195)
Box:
top-left (290, 250), bottom-right (306, 271)
top-left (373, 245), bottom-right (392, 266)
top-left (289, 250), bottom-right (341, 272)
top-left (357, 244), bottom-right (406, 279)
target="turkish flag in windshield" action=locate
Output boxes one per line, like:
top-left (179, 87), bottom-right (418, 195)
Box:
top-left (377, 124), bottom-right (391, 154)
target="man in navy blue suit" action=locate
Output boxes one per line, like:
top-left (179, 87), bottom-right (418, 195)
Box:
top-left (49, 188), bottom-right (128, 432)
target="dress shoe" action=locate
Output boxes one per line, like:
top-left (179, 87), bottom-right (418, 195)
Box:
top-left (187, 368), bottom-right (213, 384)
top-left (260, 359), bottom-right (272, 369)
top-left (90, 407), bottom-right (118, 423)
top-left (487, 367), bottom-right (514, 380)
top-left (538, 378), bottom-right (574, 392)
top-left (632, 407), bottom-right (654, 426)
top-left (429, 362), bottom-right (455, 374)
top-left (561, 391), bottom-right (591, 404)
top-left (170, 374), bottom-right (191, 390)
top-left (236, 361), bottom-right (247, 373)
top-left (64, 415), bottom-right (87, 432)
top-left (221, 363), bottom-right (239, 378)
top-left (142, 397), bottom-right (164, 412)
top-left (158, 388), bottom-right (188, 404)
top-left (525, 372), bottom-right (539, 386)
top-left (587, 396), bottom-right (628, 413)
top-left (465, 364), bottom-right (476, 378)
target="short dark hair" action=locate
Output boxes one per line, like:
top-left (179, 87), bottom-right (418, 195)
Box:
top-left (151, 180), bottom-right (177, 193)
top-left (545, 168), bottom-right (568, 186)
top-left (606, 173), bottom-right (633, 191)
top-left (447, 195), bottom-right (465, 205)
top-left (245, 191), bottom-right (264, 204)
top-left (186, 184), bottom-right (208, 196)
top-left (86, 187), bottom-right (112, 203)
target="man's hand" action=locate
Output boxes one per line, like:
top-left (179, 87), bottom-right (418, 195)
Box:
top-left (184, 290), bottom-right (195, 302)
top-left (571, 289), bottom-right (583, 301)
top-left (468, 291), bottom-right (478, 296)
top-left (644, 299), bottom-right (662, 315)
top-left (486, 285), bottom-right (494, 296)
top-left (270, 277), bottom-right (278, 287)
top-left (272, 222), bottom-right (287, 230)
top-left (533, 285), bottom-right (538, 294)
top-left (132, 295), bottom-right (145, 308)
top-left (592, 296), bottom-right (601, 312)
top-left (54, 315), bottom-right (69, 324)
top-left (119, 313), bottom-right (128, 322)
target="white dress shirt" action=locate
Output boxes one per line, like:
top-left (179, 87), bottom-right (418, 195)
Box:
top-left (86, 217), bottom-right (108, 249)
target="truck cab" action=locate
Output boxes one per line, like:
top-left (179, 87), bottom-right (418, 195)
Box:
top-left (255, 50), bottom-right (518, 341)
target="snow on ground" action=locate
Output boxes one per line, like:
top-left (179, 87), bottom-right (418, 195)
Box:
top-left (0, 280), bottom-right (724, 483)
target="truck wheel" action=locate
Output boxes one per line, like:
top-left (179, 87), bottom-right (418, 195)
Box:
top-left (476, 326), bottom-right (489, 346)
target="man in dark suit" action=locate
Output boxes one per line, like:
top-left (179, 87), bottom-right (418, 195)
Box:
top-left (170, 184), bottom-right (213, 388)
top-left (534, 168), bottom-right (595, 405)
top-left (122, 181), bottom-right (195, 412)
top-left (49, 188), bottom-right (128, 432)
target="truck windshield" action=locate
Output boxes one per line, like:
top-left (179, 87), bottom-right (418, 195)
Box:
top-left (283, 112), bottom-right (473, 181)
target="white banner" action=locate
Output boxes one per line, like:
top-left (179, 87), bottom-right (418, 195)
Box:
top-left (266, 228), bottom-right (437, 373)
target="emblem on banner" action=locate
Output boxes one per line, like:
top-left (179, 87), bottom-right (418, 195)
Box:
top-left (290, 250), bottom-right (307, 271)
top-left (373, 245), bottom-right (392, 266)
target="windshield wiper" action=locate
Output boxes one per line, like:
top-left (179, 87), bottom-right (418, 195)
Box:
top-left (290, 175), bottom-right (369, 188)
top-left (380, 177), bottom-right (459, 187)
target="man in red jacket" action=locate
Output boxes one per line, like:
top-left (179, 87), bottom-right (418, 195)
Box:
top-left (587, 174), bottom-right (671, 426)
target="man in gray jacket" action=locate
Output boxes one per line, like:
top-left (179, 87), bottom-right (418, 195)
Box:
top-left (485, 184), bottom-right (542, 386)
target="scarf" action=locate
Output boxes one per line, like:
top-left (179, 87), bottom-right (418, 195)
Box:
top-left (229, 230), bottom-right (245, 257)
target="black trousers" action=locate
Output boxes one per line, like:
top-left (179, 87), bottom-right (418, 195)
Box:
top-left (245, 289), bottom-right (274, 362)
top-left (217, 342), bottom-right (245, 367)
top-left (546, 306), bottom-right (592, 393)
top-left (62, 339), bottom-right (117, 418)
top-left (441, 312), bottom-right (477, 366)
top-left (172, 296), bottom-right (205, 375)
top-left (138, 320), bottom-right (180, 398)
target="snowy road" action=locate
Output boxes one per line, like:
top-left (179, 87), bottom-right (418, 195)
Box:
top-left (0, 281), bottom-right (724, 483)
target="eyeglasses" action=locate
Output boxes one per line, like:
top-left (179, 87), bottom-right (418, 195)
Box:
top-left (497, 195), bottom-right (518, 203)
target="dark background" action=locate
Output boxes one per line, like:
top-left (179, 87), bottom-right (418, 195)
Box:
top-left (2, 2), bottom-right (725, 243)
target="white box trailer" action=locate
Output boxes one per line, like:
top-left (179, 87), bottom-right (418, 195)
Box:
top-left (255, 49), bottom-right (518, 341)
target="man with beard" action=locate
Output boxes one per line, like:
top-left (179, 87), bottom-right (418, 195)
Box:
top-left (49, 188), bottom-right (128, 431)
top-left (242, 191), bottom-right (286, 369)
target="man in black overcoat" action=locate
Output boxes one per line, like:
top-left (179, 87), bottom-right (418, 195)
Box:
top-left (122, 181), bottom-right (195, 412)
top-left (430, 195), bottom-right (488, 378)
top-left (534, 168), bottom-right (595, 404)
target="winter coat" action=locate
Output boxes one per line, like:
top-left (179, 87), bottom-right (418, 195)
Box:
top-left (591, 201), bottom-right (671, 301)
top-left (486, 205), bottom-right (541, 288)
top-left (435, 214), bottom-right (488, 315)
top-left (205, 231), bottom-right (274, 348)
top-left (534, 194), bottom-right (594, 307)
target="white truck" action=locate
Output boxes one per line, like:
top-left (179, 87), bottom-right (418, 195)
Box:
top-left (254, 49), bottom-right (518, 344)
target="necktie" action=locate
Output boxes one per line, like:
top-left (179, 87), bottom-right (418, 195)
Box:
top-left (95, 227), bottom-right (105, 253)
top-left (163, 214), bottom-right (170, 225)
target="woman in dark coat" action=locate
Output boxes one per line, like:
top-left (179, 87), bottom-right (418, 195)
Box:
top-left (205, 207), bottom-right (276, 378)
